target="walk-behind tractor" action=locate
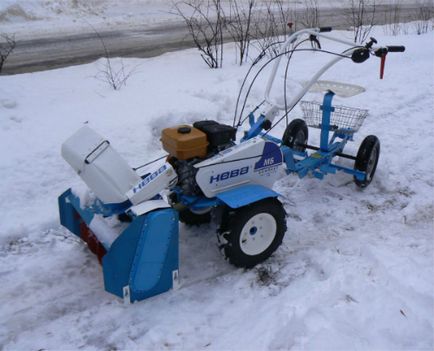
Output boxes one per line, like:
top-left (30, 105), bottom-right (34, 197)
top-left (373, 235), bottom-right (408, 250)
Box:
top-left (58, 28), bottom-right (405, 302)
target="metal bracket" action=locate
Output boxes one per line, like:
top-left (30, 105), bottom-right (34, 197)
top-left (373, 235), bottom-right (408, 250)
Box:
top-left (172, 270), bottom-right (180, 290)
top-left (123, 285), bottom-right (131, 304)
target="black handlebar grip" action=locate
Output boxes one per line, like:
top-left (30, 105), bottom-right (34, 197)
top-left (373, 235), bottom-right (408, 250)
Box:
top-left (319, 27), bottom-right (332, 32)
top-left (387, 45), bottom-right (406, 52)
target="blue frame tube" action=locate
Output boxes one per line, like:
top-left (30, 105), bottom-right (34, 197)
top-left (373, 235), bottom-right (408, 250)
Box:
top-left (242, 115), bottom-right (266, 141)
top-left (320, 92), bottom-right (335, 151)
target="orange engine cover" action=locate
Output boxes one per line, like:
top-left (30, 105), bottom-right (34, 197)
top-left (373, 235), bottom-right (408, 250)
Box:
top-left (161, 125), bottom-right (209, 160)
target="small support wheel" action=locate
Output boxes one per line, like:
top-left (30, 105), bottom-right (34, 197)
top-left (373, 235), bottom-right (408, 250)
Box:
top-left (354, 135), bottom-right (380, 188)
top-left (217, 198), bottom-right (286, 268)
top-left (282, 118), bottom-right (309, 152)
top-left (179, 208), bottom-right (211, 225)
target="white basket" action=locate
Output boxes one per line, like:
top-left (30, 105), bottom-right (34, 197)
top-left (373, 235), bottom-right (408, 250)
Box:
top-left (300, 100), bottom-right (368, 132)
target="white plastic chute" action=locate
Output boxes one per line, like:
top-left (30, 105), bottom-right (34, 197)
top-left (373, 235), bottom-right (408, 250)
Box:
top-left (61, 126), bottom-right (141, 204)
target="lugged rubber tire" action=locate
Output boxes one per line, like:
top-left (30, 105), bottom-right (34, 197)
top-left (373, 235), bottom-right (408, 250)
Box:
top-left (217, 198), bottom-right (287, 268)
top-left (179, 208), bottom-right (211, 225)
top-left (354, 135), bottom-right (380, 188)
top-left (282, 118), bottom-right (309, 152)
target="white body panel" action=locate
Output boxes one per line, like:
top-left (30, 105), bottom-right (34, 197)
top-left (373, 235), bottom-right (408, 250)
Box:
top-left (126, 163), bottom-right (177, 205)
top-left (129, 199), bottom-right (171, 216)
top-left (62, 126), bottom-right (141, 204)
top-left (195, 137), bottom-right (284, 198)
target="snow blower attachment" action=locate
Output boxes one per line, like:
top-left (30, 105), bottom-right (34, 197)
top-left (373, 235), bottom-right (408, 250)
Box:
top-left (59, 126), bottom-right (179, 302)
top-left (59, 28), bottom-right (405, 302)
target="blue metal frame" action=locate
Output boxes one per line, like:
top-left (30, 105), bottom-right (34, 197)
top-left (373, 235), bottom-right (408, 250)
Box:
top-left (241, 91), bottom-right (366, 182)
top-left (214, 184), bottom-right (279, 208)
top-left (241, 114), bottom-right (266, 141)
top-left (320, 92), bottom-right (336, 151)
top-left (173, 183), bottom-right (279, 212)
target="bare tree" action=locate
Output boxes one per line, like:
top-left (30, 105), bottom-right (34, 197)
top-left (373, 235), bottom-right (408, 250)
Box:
top-left (252, 0), bottom-right (294, 58)
top-left (299, 0), bottom-right (320, 29)
top-left (413, 0), bottom-right (433, 35)
top-left (226, 0), bottom-right (255, 65)
top-left (174, 0), bottom-right (225, 68)
top-left (345, 0), bottom-right (377, 43)
top-left (0, 34), bottom-right (16, 74)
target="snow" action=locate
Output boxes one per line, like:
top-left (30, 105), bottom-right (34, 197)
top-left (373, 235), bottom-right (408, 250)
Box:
top-left (89, 215), bottom-right (124, 249)
top-left (0, 0), bottom-right (424, 40)
top-left (0, 26), bottom-right (433, 350)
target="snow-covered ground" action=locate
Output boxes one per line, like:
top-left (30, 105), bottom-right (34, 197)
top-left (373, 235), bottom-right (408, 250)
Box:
top-left (0, 26), bottom-right (433, 350)
top-left (0, 0), bottom-right (175, 38)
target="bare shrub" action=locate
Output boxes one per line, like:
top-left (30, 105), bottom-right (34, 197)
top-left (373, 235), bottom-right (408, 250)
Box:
top-left (413, 0), bottom-right (433, 35)
top-left (299, 0), bottom-right (320, 29)
top-left (173, 0), bottom-right (224, 68)
top-left (383, 0), bottom-right (402, 35)
top-left (271, 0), bottom-right (294, 39)
top-left (0, 34), bottom-right (16, 74)
top-left (226, 0), bottom-right (255, 65)
top-left (345, 0), bottom-right (377, 43)
top-left (96, 58), bottom-right (134, 91)
top-left (252, 0), bottom-right (294, 58)
top-left (88, 24), bottom-right (134, 90)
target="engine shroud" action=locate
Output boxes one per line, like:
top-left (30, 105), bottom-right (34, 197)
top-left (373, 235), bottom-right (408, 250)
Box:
top-left (161, 120), bottom-right (237, 161)
top-left (162, 120), bottom-right (237, 196)
top-left (193, 120), bottom-right (236, 152)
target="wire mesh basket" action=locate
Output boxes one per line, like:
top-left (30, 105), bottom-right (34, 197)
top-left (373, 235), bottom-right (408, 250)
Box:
top-left (300, 100), bottom-right (369, 133)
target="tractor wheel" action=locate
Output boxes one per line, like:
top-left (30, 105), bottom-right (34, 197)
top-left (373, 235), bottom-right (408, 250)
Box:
top-left (354, 135), bottom-right (380, 188)
top-left (282, 118), bottom-right (308, 152)
top-left (217, 198), bottom-right (286, 268)
top-left (179, 208), bottom-right (211, 226)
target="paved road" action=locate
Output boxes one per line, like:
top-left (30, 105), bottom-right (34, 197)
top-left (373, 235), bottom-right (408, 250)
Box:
top-left (1, 4), bottom-right (419, 75)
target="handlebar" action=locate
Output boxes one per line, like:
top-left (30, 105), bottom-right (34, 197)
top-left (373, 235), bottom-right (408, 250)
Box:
top-left (386, 45), bottom-right (406, 52)
top-left (374, 45), bottom-right (406, 57)
top-left (371, 44), bottom-right (405, 79)
top-left (263, 28), bottom-right (405, 115)
top-left (319, 27), bottom-right (332, 33)
top-left (363, 37), bottom-right (405, 56)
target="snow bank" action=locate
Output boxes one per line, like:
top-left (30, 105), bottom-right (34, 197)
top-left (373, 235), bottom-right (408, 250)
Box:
top-left (0, 1), bottom-right (427, 39)
top-left (0, 27), bottom-right (432, 350)
top-left (0, 4), bottom-right (39, 22)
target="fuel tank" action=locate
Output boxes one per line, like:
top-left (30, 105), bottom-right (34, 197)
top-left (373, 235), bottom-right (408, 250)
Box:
top-left (161, 125), bottom-right (208, 160)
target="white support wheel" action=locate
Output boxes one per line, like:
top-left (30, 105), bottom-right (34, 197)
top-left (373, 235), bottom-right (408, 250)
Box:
top-left (217, 198), bottom-right (287, 268)
top-left (239, 213), bottom-right (277, 256)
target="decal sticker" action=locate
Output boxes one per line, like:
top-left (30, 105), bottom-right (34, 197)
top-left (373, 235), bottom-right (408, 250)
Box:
top-left (254, 142), bottom-right (283, 175)
top-left (132, 165), bottom-right (167, 193)
top-left (209, 166), bottom-right (249, 184)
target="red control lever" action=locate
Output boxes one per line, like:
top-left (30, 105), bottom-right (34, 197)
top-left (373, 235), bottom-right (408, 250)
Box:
top-left (375, 45), bottom-right (405, 79)
top-left (380, 53), bottom-right (387, 79)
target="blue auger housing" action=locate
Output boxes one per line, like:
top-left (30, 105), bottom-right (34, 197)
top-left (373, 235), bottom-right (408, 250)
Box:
top-left (58, 189), bottom-right (179, 303)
